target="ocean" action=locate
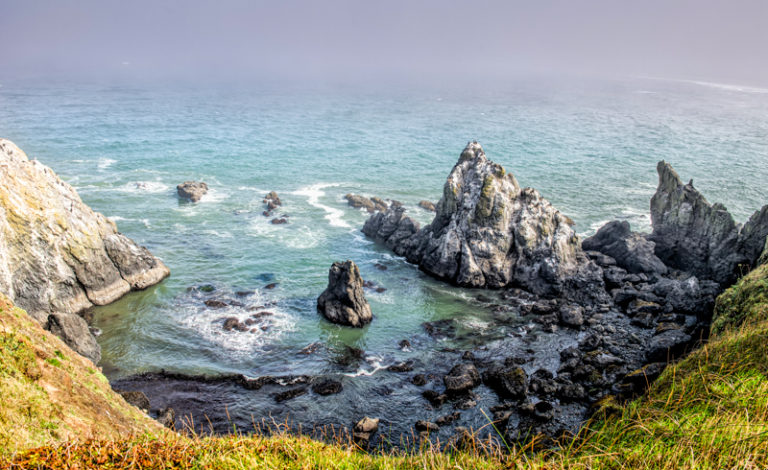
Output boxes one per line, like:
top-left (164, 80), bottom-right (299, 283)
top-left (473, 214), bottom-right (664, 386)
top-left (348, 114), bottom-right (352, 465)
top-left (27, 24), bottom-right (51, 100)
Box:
top-left (1, 76), bottom-right (767, 439)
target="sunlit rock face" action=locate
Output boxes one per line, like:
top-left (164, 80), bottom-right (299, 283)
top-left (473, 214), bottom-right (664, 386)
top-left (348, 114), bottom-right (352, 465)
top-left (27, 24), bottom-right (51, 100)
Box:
top-left (364, 142), bottom-right (602, 298)
top-left (0, 138), bottom-right (170, 361)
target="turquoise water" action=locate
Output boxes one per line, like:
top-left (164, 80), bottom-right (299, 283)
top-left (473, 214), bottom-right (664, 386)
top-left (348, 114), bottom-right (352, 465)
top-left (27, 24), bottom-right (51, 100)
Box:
top-left (1, 77), bottom-right (767, 435)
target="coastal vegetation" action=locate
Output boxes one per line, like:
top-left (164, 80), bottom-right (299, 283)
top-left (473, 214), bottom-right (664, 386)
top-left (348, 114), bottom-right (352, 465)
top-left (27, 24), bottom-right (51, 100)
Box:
top-left (2, 263), bottom-right (768, 468)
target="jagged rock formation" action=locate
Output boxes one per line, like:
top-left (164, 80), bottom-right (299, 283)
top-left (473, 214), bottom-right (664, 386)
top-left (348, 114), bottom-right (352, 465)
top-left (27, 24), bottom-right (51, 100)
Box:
top-left (176, 181), bottom-right (208, 202)
top-left (363, 142), bottom-right (601, 296)
top-left (582, 220), bottom-right (667, 275)
top-left (0, 139), bottom-right (170, 362)
top-left (650, 161), bottom-right (768, 285)
top-left (317, 260), bottom-right (372, 327)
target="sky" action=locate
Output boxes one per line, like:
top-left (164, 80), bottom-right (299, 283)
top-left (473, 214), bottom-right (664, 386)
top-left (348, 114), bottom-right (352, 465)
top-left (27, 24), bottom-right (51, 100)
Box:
top-left (1, 0), bottom-right (767, 86)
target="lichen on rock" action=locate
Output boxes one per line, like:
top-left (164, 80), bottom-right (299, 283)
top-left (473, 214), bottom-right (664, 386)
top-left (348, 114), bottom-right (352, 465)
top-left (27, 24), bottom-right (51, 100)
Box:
top-left (0, 139), bottom-right (170, 362)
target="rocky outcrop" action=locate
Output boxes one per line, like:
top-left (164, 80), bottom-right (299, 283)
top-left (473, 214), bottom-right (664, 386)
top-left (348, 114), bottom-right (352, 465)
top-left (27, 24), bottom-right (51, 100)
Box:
top-left (363, 142), bottom-right (601, 297)
top-left (650, 161), bottom-right (768, 285)
top-left (418, 200), bottom-right (436, 212)
top-left (317, 260), bottom-right (373, 327)
top-left (176, 181), bottom-right (208, 202)
top-left (0, 139), bottom-right (170, 362)
top-left (582, 220), bottom-right (667, 275)
top-left (345, 194), bottom-right (387, 213)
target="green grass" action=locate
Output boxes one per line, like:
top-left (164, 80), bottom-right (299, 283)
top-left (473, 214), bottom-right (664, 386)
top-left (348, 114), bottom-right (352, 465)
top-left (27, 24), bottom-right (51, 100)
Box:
top-left (4, 265), bottom-right (768, 468)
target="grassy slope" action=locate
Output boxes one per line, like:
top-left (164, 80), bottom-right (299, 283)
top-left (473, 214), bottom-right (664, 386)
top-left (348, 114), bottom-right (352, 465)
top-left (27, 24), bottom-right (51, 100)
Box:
top-left (0, 293), bottom-right (163, 455)
top-left (3, 265), bottom-right (768, 469)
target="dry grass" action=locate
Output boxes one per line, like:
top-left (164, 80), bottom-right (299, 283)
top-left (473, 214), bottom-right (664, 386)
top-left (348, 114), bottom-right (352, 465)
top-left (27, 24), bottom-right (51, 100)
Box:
top-left (3, 264), bottom-right (768, 468)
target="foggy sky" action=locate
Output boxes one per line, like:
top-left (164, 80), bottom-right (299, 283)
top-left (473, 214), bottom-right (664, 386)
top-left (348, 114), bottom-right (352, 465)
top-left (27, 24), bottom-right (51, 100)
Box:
top-left (2, 0), bottom-right (767, 86)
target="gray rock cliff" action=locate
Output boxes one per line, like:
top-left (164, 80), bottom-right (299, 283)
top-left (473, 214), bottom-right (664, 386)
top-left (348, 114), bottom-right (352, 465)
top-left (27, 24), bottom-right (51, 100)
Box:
top-left (363, 142), bottom-right (602, 297)
top-left (0, 139), bottom-right (170, 362)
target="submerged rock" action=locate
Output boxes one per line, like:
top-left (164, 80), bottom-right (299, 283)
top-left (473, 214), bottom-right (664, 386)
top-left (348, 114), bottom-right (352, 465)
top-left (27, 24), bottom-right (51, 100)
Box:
top-left (362, 142), bottom-right (603, 298)
top-left (0, 139), bottom-right (170, 362)
top-left (176, 181), bottom-right (208, 202)
top-left (650, 161), bottom-right (768, 285)
top-left (317, 260), bottom-right (373, 327)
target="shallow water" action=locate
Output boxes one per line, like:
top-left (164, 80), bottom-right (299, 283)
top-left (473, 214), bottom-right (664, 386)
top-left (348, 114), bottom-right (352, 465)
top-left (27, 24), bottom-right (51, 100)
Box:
top-left (1, 76), bottom-right (767, 438)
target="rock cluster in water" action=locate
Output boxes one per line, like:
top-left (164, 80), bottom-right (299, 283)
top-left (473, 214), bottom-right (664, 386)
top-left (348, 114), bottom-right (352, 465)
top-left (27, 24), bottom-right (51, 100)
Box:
top-left (0, 139), bottom-right (170, 362)
top-left (317, 260), bottom-right (373, 327)
top-left (363, 142), bottom-right (604, 300)
top-left (176, 181), bottom-right (208, 202)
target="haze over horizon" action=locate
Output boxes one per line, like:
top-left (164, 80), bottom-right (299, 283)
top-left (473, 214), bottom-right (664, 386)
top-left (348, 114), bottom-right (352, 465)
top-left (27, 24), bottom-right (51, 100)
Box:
top-left (1, 0), bottom-right (767, 88)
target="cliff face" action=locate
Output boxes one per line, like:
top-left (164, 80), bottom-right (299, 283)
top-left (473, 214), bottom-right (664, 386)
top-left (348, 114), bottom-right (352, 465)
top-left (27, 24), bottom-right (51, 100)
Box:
top-left (364, 142), bottom-right (601, 297)
top-left (0, 139), bottom-right (170, 362)
top-left (650, 161), bottom-right (768, 286)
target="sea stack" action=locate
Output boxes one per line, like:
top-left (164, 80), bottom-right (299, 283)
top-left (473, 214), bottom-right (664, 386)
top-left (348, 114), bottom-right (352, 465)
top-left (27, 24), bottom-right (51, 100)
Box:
top-left (363, 141), bottom-right (602, 298)
top-left (317, 260), bottom-right (373, 327)
top-left (0, 139), bottom-right (170, 362)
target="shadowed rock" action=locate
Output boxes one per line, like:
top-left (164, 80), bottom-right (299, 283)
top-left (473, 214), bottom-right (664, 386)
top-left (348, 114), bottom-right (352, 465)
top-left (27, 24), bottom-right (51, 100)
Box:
top-left (582, 220), bottom-right (667, 275)
top-left (176, 181), bottom-right (208, 202)
top-left (650, 161), bottom-right (768, 285)
top-left (317, 260), bottom-right (373, 327)
top-left (0, 139), bottom-right (170, 362)
top-left (363, 141), bottom-right (603, 298)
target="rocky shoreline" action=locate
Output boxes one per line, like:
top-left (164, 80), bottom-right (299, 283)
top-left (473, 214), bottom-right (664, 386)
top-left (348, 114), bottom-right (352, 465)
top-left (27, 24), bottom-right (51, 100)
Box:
top-left (3, 138), bottom-right (767, 450)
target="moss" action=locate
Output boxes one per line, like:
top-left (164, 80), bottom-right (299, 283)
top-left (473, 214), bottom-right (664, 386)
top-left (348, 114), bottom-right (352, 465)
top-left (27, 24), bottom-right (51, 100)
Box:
top-left (45, 357), bottom-right (62, 368)
top-left (475, 175), bottom-right (496, 220)
top-left (712, 263), bottom-right (768, 335)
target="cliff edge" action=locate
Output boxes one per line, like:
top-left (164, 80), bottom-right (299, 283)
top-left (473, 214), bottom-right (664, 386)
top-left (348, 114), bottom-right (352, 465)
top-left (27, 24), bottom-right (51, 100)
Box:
top-left (0, 139), bottom-right (170, 362)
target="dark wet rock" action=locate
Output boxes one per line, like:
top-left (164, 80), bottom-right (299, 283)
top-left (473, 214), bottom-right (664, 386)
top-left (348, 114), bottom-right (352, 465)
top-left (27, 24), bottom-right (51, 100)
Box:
top-left (454, 397), bottom-right (477, 409)
top-left (602, 266), bottom-right (629, 290)
top-left (177, 181), bottom-right (208, 202)
top-left (311, 378), bottom-right (343, 396)
top-left (264, 283), bottom-right (278, 289)
top-left (652, 276), bottom-right (718, 316)
top-left (116, 390), bottom-right (150, 411)
top-left (619, 362), bottom-right (667, 396)
top-left (157, 407), bottom-right (175, 428)
top-left (435, 411), bottom-right (461, 426)
top-left (422, 319), bottom-right (456, 339)
top-left (399, 339), bottom-right (411, 350)
top-left (415, 420), bottom-right (439, 432)
top-left (235, 290), bottom-right (253, 297)
top-left (374, 263), bottom-right (388, 271)
top-left (585, 250), bottom-right (617, 267)
top-left (461, 351), bottom-right (475, 361)
top-left (529, 369), bottom-right (559, 396)
top-left (353, 416), bottom-right (379, 448)
top-left (422, 390), bottom-right (448, 407)
top-left (317, 260), bottom-right (372, 327)
top-left (555, 382), bottom-right (586, 402)
top-left (362, 142), bottom-right (606, 300)
top-left (251, 311), bottom-right (273, 318)
top-left (483, 365), bottom-right (527, 400)
top-left (650, 161), bottom-right (768, 285)
top-left (411, 374), bottom-right (427, 386)
top-left (271, 218), bottom-right (288, 225)
top-left (627, 299), bottom-right (663, 316)
top-left (418, 200), bottom-right (436, 212)
top-left (204, 299), bottom-right (228, 309)
top-left (333, 346), bottom-right (365, 367)
top-left (387, 360), bottom-right (415, 373)
top-left (647, 330), bottom-right (693, 362)
top-left (583, 220), bottom-right (668, 274)
top-left (519, 401), bottom-right (555, 422)
top-left (263, 191), bottom-right (282, 212)
top-left (192, 284), bottom-right (216, 293)
top-left (222, 317), bottom-right (248, 332)
top-left (274, 386), bottom-right (308, 402)
top-left (443, 363), bottom-right (481, 395)
top-left (559, 305), bottom-right (584, 328)
top-left (46, 312), bottom-right (101, 363)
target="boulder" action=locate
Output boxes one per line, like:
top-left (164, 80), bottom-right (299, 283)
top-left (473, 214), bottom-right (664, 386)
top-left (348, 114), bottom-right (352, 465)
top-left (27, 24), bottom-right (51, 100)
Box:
top-left (443, 363), bottom-right (481, 395)
top-left (45, 312), bottom-right (101, 363)
top-left (362, 142), bottom-right (604, 299)
top-left (311, 378), bottom-right (343, 396)
top-left (483, 365), bottom-right (527, 400)
top-left (176, 181), bottom-right (208, 202)
top-left (263, 191), bottom-right (282, 208)
top-left (583, 220), bottom-right (667, 274)
top-left (0, 139), bottom-right (170, 362)
top-left (116, 390), bottom-right (151, 411)
top-left (353, 416), bottom-right (379, 448)
top-left (157, 407), bottom-right (176, 429)
top-left (559, 305), bottom-right (584, 328)
top-left (317, 260), bottom-right (373, 327)
top-left (345, 194), bottom-right (381, 213)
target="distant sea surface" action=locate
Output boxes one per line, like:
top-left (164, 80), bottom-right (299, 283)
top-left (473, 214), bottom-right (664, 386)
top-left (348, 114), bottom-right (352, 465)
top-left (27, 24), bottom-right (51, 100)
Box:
top-left (1, 76), bottom-right (766, 434)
